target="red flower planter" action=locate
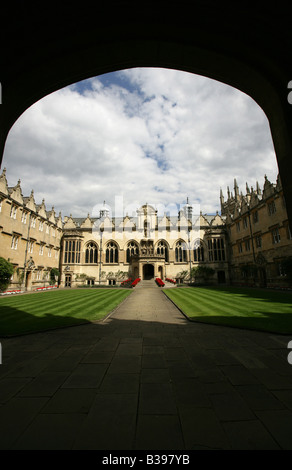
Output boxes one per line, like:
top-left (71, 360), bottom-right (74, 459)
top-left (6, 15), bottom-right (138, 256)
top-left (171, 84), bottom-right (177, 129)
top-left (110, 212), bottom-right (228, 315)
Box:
top-left (166, 278), bottom-right (176, 284)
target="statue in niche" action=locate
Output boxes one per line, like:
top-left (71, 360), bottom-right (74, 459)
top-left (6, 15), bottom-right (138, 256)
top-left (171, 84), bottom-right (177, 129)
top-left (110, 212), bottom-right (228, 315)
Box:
top-left (144, 220), bottom-right (150, 238)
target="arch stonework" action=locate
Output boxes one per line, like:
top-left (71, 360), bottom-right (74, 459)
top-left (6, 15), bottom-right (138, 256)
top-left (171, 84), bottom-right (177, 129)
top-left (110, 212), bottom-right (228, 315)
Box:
top-left (1, 4), bottom-right (292, 221)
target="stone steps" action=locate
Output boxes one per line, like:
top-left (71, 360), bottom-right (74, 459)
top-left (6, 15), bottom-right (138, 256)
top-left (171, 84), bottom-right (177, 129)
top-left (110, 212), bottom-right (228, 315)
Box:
top-left (135, 279), bottom-right (157, 288)
top-left (135, 279), bottom-right (177, 288)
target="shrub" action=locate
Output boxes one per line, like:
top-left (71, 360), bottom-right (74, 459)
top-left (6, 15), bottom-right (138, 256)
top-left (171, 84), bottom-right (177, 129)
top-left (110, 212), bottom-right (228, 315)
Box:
top-left (282, 257), bottom-right (292, 280)
top-left (120, 278), bottom-right (133, 288)
top-left (50, 268), bottom-right (60, 283)
top-left (0, 257), bottom-right (14, 292)
top-left (166, 278), bottom-right (176, 284)
top-left (191, 266), bottom-right (215, 281)
top-left (121, 278), bottom-right (132, 285)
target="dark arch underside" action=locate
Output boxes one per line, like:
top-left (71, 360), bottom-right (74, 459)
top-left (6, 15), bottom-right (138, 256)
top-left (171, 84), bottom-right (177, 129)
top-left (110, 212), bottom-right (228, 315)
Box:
top-left (1, 2), bottom-right (292, 220)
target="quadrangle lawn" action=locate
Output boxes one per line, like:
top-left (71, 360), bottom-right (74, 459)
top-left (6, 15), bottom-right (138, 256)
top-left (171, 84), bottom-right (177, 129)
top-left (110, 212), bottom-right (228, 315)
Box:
top-left (164, 286), bottom-right (292, 334)
top-left (2, 285), bottom-right (292, 336)
top-left (0, 288), bottom-right (132, 336)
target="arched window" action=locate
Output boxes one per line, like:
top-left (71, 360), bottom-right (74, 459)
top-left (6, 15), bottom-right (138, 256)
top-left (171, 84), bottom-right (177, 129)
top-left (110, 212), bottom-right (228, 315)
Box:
top-left (85, 242), bottom-right (98, 264)
top-left (106, 241), bottom-right (119, 263)
top-left (126, 241), bottom-right (139, 263)
top-left (193, 240), bottom-right (204, 262)
top-left (157, 240), bottom-right (169, 262)
top-left (175, 240), bottom-right (187, 263)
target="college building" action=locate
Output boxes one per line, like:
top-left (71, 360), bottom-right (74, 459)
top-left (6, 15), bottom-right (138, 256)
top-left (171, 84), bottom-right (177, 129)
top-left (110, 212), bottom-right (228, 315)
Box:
top-left (61, 199), bottom-right (228, 288)
top-left (0, 169), bottom-right (62, 291)
top-left (221, 174), bottom-right (292, 288)
top-left (0, 167), bottom-right (291, 291)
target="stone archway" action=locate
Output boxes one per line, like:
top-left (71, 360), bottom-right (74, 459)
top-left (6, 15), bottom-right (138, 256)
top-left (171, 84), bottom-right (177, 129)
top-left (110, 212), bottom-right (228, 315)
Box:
top-left (25, 270), bottom-right (33, 291)
top-left (1, 5), bottom-right (292, 222)
top-left (143, 264), bottom-right (154, 280)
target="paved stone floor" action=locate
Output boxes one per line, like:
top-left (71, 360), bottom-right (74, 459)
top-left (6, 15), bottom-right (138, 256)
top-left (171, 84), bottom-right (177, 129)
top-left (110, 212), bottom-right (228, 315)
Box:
top-left (1, 282), bottom-right (292, 450)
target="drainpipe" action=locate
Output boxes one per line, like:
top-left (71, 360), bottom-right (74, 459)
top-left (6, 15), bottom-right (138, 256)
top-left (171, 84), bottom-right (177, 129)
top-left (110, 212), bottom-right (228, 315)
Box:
top-left (247, 206), bottom-right (257, 284)
top-left (99, 228), bottom-right (103, 284)
top-left (188, 227), bottom-right (192, 282)
top-left (248, 207), bottom-right (256, 263)
top-left (21, 211), bottom-right (31, 291)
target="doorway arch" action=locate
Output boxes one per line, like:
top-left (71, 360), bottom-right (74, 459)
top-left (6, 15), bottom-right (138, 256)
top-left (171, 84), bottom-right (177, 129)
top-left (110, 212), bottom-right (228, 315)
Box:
top-left (143, 264), bottom-right (154, 280)
top-left (25, 271), bottom-right (33, 290)
top-left (65, 274), bottom-right (72, 288)
top-left (217, 270), bottom-right (226, 284)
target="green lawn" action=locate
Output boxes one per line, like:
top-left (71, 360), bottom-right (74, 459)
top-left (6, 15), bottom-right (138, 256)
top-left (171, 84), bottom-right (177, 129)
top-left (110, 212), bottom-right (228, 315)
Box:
top-left (0, 288), bottom-right (132, 336)
top-left (164, 286), bottom-right (292, 334)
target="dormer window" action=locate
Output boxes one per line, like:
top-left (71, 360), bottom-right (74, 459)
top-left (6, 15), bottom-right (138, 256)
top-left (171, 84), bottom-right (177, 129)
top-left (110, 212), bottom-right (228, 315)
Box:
top-left (10, 205), bottom-right (17, 219)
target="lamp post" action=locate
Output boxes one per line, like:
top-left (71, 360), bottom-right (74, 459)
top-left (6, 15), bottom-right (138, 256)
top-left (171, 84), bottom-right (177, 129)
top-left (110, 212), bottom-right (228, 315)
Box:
top-left (247, 205), bottom-right (256, 263)
top-left (99, 227), bottom-right (103, 284)
top-left (22, 211), bottom-right (31, 291)
top-left (188, 226), bottom-right (192, 283)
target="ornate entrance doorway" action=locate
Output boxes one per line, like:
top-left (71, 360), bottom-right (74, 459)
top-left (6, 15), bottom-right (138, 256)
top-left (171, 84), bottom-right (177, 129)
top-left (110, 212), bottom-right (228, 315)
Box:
top-left (65, 274), bottom-right (72, 287)
top-left (143, 263), bottom-right (154, 280)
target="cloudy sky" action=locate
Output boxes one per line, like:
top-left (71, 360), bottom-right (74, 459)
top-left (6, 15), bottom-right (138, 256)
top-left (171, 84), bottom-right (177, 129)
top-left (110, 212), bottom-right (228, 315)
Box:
top-left (1, 67), bottom-right (278, 218)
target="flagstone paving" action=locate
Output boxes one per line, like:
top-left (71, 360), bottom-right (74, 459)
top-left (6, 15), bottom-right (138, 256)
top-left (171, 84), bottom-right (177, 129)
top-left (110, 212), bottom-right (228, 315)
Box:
top-left (1, 281), bottom-right (292, 450)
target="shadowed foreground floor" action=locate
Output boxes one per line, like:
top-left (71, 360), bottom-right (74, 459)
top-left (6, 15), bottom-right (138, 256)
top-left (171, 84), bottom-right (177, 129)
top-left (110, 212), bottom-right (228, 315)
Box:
top-left (1, 281), bottom-right (292, 450)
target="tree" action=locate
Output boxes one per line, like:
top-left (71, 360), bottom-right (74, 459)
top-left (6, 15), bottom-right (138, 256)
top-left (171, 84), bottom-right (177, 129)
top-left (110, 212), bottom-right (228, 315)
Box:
top-left (50, 268), bottom-right (60, 283)
top-left (0, 257), bottom-right (14, 292)
top-left (282, 257), bottom-right (292, 281)
top-left (191, 265), bottom-right (215, 282)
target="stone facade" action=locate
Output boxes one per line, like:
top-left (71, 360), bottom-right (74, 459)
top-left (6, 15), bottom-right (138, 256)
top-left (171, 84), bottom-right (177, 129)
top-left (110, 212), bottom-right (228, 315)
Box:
top-left (1, 168), bottom-right (291, 291)
top-left (61, 202), bottom-right (228, 288)
top-left (221, 175), bottom-right (292, 288)
top-left (0, 169), bottom-right (62, 291)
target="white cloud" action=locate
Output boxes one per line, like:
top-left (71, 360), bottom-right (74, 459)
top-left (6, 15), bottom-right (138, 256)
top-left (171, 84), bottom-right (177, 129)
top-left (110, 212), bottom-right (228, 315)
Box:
top-left (2, 68), bottom-right (278, 217)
